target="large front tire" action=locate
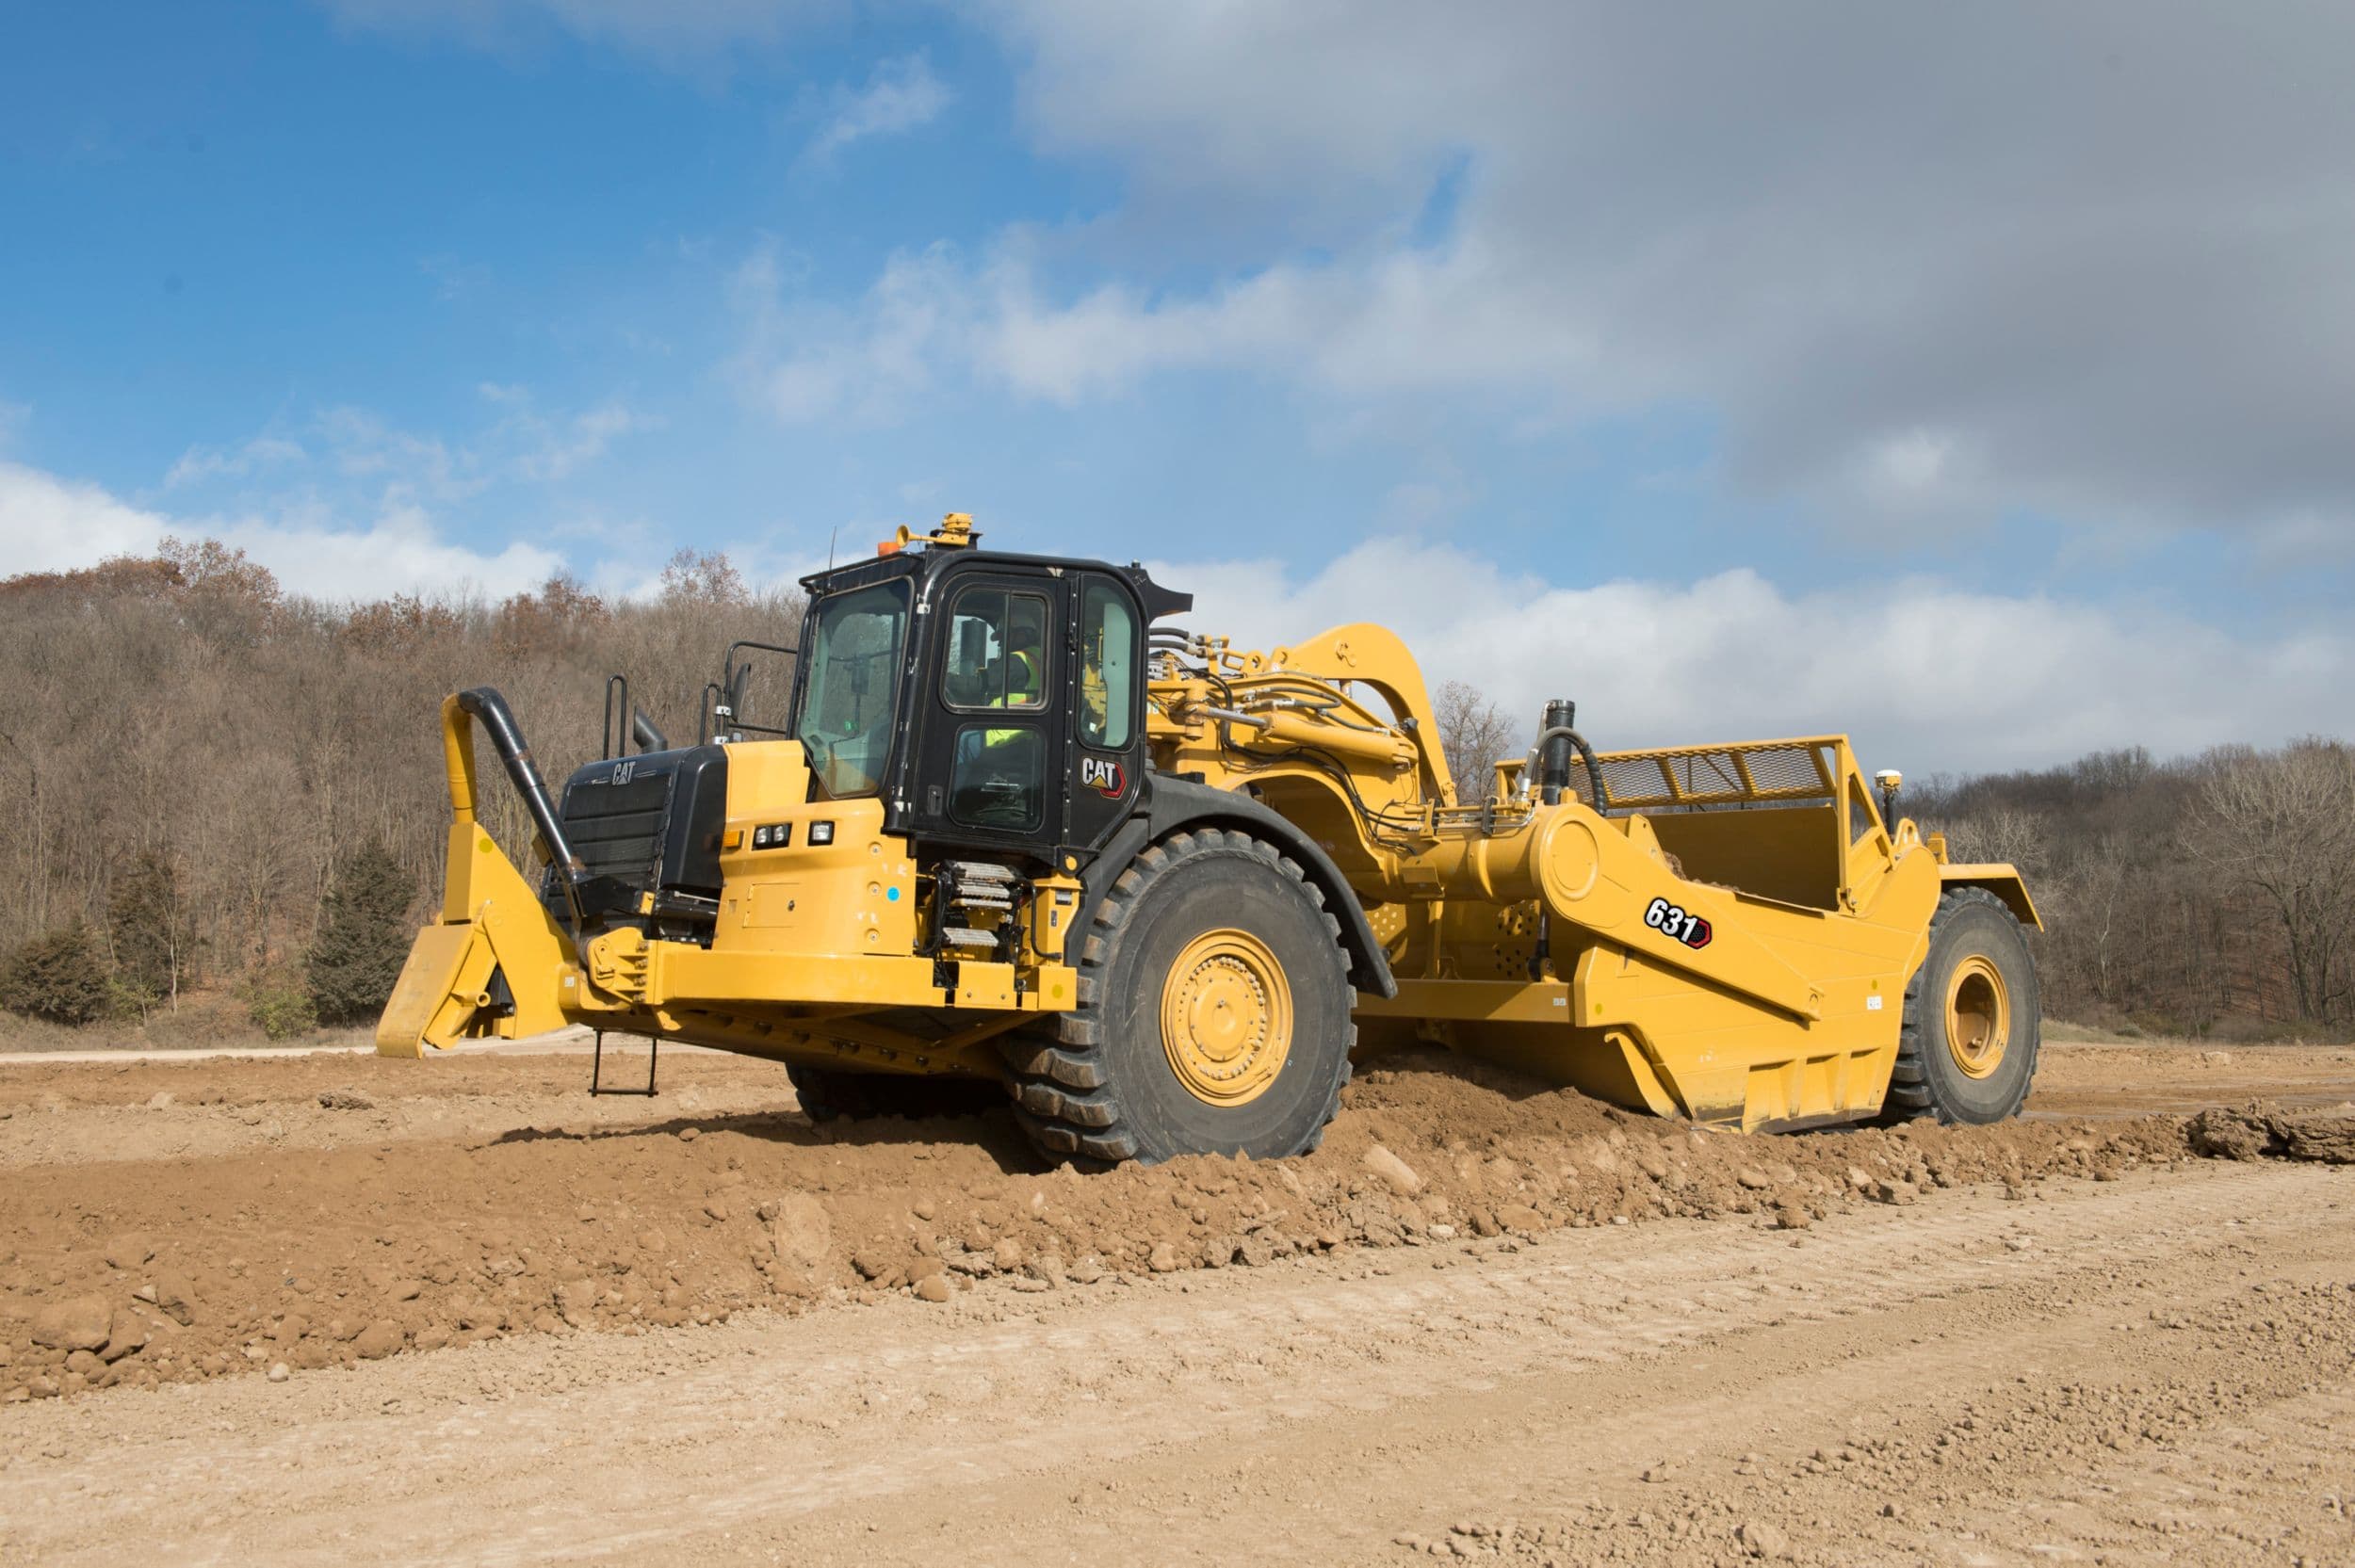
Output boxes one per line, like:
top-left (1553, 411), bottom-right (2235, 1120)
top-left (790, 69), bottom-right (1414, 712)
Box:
top-left (1001, 829), bottom-right (1356, 1164)
top-left (1884, 887), bottom-right (2041, 1124)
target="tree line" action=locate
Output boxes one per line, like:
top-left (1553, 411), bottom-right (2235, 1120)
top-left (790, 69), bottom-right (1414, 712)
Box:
top-left (0, 539), bottom-right (804, 1039)
top-left (2, 545), bottom-right (2346, 1042)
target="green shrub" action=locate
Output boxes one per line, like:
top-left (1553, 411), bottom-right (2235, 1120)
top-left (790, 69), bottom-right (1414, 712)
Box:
top-left (307, 842), bottom-right (417, 1026)
top-left (0, 922), bottom-right (112, 1026)
top-left (109, 849), bottom-right (197, 1004)
top-left (106, 976), bottom-right (160, 1025)
top-left (241, 967), bottom-right (318, 1042)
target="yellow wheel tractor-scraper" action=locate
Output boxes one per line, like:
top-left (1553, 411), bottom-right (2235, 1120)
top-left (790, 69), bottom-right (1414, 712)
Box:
top-left (381, 514), bottom-right (2044, 1161)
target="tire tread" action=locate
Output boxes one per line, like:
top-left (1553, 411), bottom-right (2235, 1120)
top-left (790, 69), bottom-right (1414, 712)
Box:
top-left (1880, 886), bottom-right (2039, 1125)
top-left (999, 828), bottom-right (1355, 1166)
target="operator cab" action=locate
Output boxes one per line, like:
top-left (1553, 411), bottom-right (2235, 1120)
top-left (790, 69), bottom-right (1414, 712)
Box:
top-left (783, 515), bottom-right (1189, 874)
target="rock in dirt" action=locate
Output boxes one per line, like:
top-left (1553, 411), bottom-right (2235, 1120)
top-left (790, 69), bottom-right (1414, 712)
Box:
top-left (99, 1308), bottom-right (149, 1363)
top-left (103, 1236), bottom-right (154, 1269)
top-left (1735, 1168), bottom-right (1774, 1191)
top-left (317, 1089), bottom-right (376, 1110)
top-left (31, 1297), bottom-right (110, 1351)
top-left (352, 1320), bottom-right (403, 1360)
top-left (1737, 1519), bottom-right (1790, 1559)
top-left (768, 1194), bottom-right (831, 1280)
top-left (267, 1362), bottom-right (290, 1383)
top-left (1362, 1144), bottom-right (1424, 1197)
top-left (912, 1275), bottom-right (954, 1303)
top-left (151, 1270), bottom-right (197, 1326)
top-left (1147, 1242), bottom-right (1180, 1273)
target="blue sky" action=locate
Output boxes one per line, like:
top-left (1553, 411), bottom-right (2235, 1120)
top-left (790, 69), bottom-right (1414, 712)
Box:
top-left (5, 2), bottom-right (2353, 770)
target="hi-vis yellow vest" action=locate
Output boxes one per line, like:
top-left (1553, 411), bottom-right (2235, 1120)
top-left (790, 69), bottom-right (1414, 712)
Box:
top-left (983, 650), bottom-right (1041, 747)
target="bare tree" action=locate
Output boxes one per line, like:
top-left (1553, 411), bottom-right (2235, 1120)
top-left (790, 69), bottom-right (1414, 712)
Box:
top-left (1430, 680), bottom-right (1523, 804)
top-left (1941, 806), bottom-right (2050, 876)
top-left (2193, 740), bottom-right (2355, 1023)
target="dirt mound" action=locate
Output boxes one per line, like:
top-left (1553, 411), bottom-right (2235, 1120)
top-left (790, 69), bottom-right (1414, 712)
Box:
top-left (2186, 1101), bottom-right (2355, 1163)
top-left (0, 1048), bottom-right (2308, 1403)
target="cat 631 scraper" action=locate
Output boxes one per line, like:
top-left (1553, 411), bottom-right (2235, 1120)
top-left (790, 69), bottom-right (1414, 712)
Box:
top-left (381, 513), bottom-right (2043, 1162)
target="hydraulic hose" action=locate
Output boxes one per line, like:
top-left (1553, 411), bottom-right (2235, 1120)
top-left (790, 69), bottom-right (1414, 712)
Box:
top-left (1524, 725), bottom-right (1609, 816)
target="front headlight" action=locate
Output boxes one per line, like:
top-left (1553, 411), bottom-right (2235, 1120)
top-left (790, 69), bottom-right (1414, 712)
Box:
top-left (808, 820), bottom-right (836, 846)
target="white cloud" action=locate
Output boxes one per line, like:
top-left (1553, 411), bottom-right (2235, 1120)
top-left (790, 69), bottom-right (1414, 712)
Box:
top-left (500, 396), bottom-right (659, 482)
top-left (163, 435), bottom-right (307, 491)
top-left (159, 395), bottom-right (654, 510)
top-left (0, 461), bottom-right (166, 570)
top-left (1144, 538), bottom-right (2355, 774)
top-left (804, 55), bottom-right (951, 166)
top-left (726, 2), bottom-right (2355, 554)
top-left (728, 243), bottom-right (962, 424)
top-left (0, 459), bottom-right (560, 600)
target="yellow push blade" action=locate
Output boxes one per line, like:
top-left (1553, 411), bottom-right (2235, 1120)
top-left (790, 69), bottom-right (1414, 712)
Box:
top-left (375, 923), bottom-right (491, 1056)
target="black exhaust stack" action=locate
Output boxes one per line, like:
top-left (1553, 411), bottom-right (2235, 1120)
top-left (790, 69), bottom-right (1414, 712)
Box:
top-left (455, 687), bottom-right (591, 933)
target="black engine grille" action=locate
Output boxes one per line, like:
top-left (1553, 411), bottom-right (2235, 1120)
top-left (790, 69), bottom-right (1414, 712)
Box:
top-left (561, 773), bottom-right (675, 886)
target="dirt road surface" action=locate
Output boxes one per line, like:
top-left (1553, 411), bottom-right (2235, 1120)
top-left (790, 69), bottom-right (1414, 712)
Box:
top-left (2, 1041), bottom-right (2350, 1565)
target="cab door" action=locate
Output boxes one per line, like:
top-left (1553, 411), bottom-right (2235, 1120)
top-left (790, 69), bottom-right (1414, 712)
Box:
top-left (904, 567), bottom-right (1069, 860)
top-left (1062, 571), bottom-right (1147, 857)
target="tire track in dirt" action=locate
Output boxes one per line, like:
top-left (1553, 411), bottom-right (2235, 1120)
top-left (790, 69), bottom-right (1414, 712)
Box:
top-left (1, 1159), bottom-right (2347, 1566)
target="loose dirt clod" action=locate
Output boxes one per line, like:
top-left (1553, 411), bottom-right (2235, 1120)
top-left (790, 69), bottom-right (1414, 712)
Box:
top-left (30, 1298), bottom-right (108, 1352)
top-left (1362, 1144), bottom-right (1423, 1196)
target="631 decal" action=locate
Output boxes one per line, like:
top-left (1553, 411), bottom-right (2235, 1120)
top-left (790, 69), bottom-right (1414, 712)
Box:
top-left (1644, 896), bottom-right (1712, 949)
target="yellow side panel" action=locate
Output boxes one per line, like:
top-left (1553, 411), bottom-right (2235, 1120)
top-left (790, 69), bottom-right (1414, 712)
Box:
top-left (376, 924), bottom-right (485, 1057)
top-left (1941, 864), bottom-right (2042, 929)
top-left (378, 820), bottom-right (573, 1054)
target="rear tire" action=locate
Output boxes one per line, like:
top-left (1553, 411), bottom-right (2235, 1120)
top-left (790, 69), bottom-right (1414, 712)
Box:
top-left (1884, 887), bottom-right (2040, 1124)
top-left (788, 1064), bottom-right (1001, 1123)
top-left (1000, 828), bottom-right (1356, 1165)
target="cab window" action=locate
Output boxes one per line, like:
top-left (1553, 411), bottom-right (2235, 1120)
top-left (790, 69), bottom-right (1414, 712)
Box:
top-left (1080, 581), bottom-right (1136, 750)
top-left (792, 579), bottom-right (909, 799)
top-left (943, 587), bottom-right (1051, 712)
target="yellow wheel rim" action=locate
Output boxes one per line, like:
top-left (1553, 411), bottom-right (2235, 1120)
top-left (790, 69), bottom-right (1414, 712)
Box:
top-left (1161, 928), bottom-right (1292, 1107)
top-left (1945, 955), bottom-right (2010, 1079)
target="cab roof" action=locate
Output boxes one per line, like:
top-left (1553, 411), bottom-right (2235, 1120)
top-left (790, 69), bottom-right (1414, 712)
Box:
top-left (800, 543), bottom-right (1193, 622)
